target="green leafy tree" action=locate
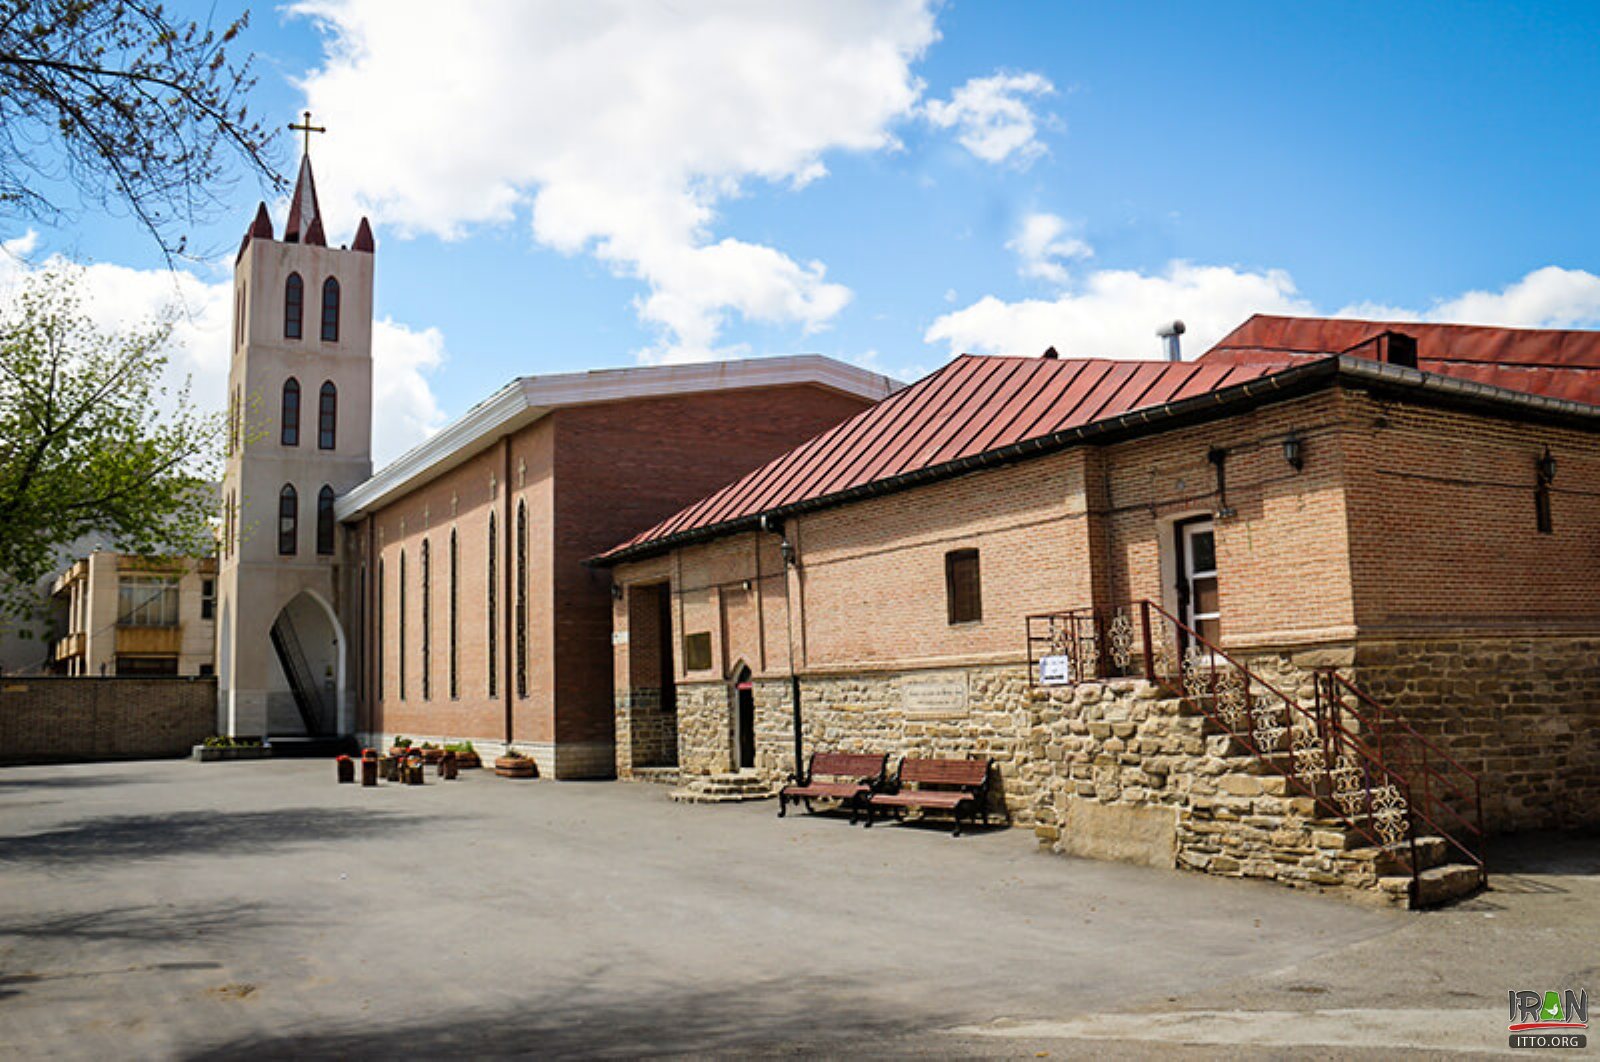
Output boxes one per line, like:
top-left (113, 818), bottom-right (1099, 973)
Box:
top-left (0, 0), bottom-right (281, 261)
top-left (0, 268), bottom-right (221, 621)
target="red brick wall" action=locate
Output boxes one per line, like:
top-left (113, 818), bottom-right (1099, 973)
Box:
top-left (361, 382), bottom-right (876, 757)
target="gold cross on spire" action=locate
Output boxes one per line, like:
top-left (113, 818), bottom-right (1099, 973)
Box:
top-left (288, 110), bottom-right (327, 155)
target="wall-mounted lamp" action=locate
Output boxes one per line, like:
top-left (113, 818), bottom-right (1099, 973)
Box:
top-left (610, 583), bottom-right (623, 601)
top-left (779, 538), bottom-right (796, 568)
top-left (1282, 432), bottom-right (1304, 472)
top-left (1538, 447), bottom-right (1557, 484)
top-left (741, 579), bottom-right (753, 592)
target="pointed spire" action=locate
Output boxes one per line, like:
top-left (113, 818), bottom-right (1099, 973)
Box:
top-left (237, 201), bottom-right (274, 262)
top-left (283, 154), bottom-right (323, 245)
top-left (304, 215), bottom-right (326, 248)
top-left (352, 217), bottom-right (375, 253)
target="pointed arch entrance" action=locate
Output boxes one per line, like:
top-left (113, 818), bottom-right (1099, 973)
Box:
top-left (267, 589), bottom-right (348, 735)
top-left (732, 662), bottom-right (756, 770)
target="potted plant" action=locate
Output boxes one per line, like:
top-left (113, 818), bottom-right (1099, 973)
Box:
top-left (494, 747), bottom-right (536, 779)
top-left (445, 740), bottom-right (481, 769)
top-left (419, 741), bottom-right (445, 765)
top-left (389, 735), bottom-right (413, 759)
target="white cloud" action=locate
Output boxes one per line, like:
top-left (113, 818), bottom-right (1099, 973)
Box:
top-left (291, 0), bottom-right (940, 360)
top-left (926, 261), bottom-right (1311, 359)
top-left (1007, 212), bottom-right (1092, 284)
top-left (924, 72), bottom-right (1054, 165)
top-left (1341, 266), bottom-right (1600, 328)
top-left (927, 261), bottom-right (1600, 362)
top-left (0, 233), bottom-right (446, 466)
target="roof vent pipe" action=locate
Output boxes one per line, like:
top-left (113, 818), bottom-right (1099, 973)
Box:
top-left (1157, 320), bottom-right (1186, 362)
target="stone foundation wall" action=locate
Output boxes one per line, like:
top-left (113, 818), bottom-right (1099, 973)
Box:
top-left (613, 687), bottom-right (677, 777)
top-left (1350, 635), bottom-right (1600, 832)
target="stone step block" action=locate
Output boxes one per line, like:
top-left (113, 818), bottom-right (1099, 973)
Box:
top-left (1378, 862), bottom-right (1484, 908)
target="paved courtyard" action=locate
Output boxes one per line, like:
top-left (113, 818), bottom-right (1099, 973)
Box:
top-left (1, 759), bottom-right (1595, 1059)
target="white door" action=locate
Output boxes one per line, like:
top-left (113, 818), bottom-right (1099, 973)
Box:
top-left (1181, 520), bottom-right (1220, 645)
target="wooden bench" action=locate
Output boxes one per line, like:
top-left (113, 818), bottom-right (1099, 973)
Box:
top-left (864, 756), bottom-right (992, 836)
top-left (778, 751), bottom-right (887, 822)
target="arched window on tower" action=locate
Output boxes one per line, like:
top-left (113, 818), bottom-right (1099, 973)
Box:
top-left (318, 382), bottom-right (337, 450)
top-left (321, 276), bottom-right (340, 342)
top-left (487, 512), bottom-right (497, 698)
top-left (516, 500), bottom-right (528, 699)
top-left (281, 378), bottom-right (300, 446)
top-left (284, 272), bottom-right (304, 339)
top-left (278, 484), bottom-right (298, 555)
top-left (420, 538), bottom-right (432, 700)
top-left (316, 485), bottom-right (336, 555)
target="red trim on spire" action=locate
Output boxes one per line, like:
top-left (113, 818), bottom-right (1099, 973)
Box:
top-left (352, 217), bottom-right (375, 253)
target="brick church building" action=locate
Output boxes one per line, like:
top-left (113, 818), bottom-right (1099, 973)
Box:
top-left (215, 151), bottom-right (898, 776)
top-left (598, 317), bottom-right (1600, 906)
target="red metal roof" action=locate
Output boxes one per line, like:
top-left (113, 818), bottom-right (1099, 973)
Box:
top-left (599, 354), bottom-right (1286, 559)
top-left (1204, 314), bottom-right (1600, 405)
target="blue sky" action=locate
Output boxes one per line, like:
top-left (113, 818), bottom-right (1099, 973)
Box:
top-left (7, 1), bottom-right (1600, 462)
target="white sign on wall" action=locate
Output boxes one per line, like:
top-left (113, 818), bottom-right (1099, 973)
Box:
top-left (611, 631), bottom-right (629, 646)
top-left (1037, 654), bottom-right (1075, 686)
top-left (901, 672), bottom-right (969, 719)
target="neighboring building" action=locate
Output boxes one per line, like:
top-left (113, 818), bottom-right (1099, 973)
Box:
top-left (216, 146), bottom-right (900, 775)
top-left (50, 552), bottom-right (217, 677)
top-left (597, 319), bottom-right (1600, 905)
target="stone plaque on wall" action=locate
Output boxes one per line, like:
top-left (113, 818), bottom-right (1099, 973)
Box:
top-left (900, 671), bottom-right (968, 719)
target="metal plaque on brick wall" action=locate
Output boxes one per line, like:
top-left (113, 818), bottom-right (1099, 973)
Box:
top-left (900, 671), bottom-right (968, 719)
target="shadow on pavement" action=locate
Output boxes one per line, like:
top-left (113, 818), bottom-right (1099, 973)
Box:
top-left (0, 808), bottom-right (429, 867)
top-left (0, 901), bottom-right (289, 944)
top-left (184, 976), bottom-right (929, 1061)
top-left (0, 772), bottom-right (143, 793)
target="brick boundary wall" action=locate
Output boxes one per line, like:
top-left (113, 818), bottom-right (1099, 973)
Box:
top-left (0, 677), bottom-right (217, 764)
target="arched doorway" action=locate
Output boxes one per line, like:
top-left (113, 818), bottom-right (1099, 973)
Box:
top-left (732, 664), bottom-right (755, 770)
top-left (267, 590), bottom-right (347, 736)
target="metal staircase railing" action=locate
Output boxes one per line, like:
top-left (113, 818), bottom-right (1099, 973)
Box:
top-left (269, 612), bottom-right (327, 736)
top-left (1027, 600), bottom-right (1488, 904)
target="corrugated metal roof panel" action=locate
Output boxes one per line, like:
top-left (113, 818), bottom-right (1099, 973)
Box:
top-left (599, 353), bottom-right (1298, 559)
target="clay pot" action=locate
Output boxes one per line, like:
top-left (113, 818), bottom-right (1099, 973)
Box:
top-left (439, 751), bottom-right (458, 780)
top-left (495, 755), bottom-right (536, 779)
top-left (335, 756), bottom-right (355, 784)
top-left (404, 761), bottom-right (425, 785)
top-left (453, 752), bottom-right (481, 769)
top-left (379, 756), bottom-right (399, 781)
top-left (419, 747), bottom-right (445, 765)
top-left (360, 758), bottom-right (378, 787)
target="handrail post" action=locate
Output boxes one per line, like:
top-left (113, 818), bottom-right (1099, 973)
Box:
top-left (1139, 601), bottom-right (1155, 683)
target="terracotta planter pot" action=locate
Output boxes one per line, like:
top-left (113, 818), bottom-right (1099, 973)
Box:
top-left (404, 762), bottom-right (425, 785)
top-left (335, 757), bottom-right (355, 784)
top-left (438, 752), bottom-right (458, 780)
top-left (388, 746), bottom-right (411, 760)
top-left (452, 752), bottom-right (481, 769)
top-left (420, 747), bottom-right (445, 764)
top-left (495, 756), bottom-right (536, 778)
top-left (360, 758), bottom-right (378, 787)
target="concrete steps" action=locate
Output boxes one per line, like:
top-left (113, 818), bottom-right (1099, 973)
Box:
top-left (669, 770), bottom-right (776, 804)
top-left (1379, 862), bottom-right (1485, 907)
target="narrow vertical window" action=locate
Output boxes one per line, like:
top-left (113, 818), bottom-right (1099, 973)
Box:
top-left (284, 272), bottom-right (304, 339)
top-left (316, 485), bottom-right (336, 555)
top-left (281, 378), bottom-right (301, 446)
top-left (448, 529), bottom-right (459, 699)
top-left (516, 500), bottom-right (528, 700)
top-left (377, 558), bottom-right (385, 700)
top-left (945, 548), bottom-right (982, 624)
top-left (318, 382), bottom-right (337, 450)
top-left (226, 390), bottom-right (236, 457)
top-left (278, 484), bottom-right (298, 556)
top-left (487, 512), bottom-right (497, 698)
top-left (321, 276), bottom-right (340, 342)
top-left (420, 538), bottom-right (431, 700)
top-left (398, 550), bottom-right (407, 701)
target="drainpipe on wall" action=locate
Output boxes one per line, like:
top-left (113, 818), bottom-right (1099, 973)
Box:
top-left (763, 514), bottom-right (806, 784)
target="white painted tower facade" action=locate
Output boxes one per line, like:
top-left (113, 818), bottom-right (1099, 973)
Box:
top-left (216, 152), bottom-right (375, 737)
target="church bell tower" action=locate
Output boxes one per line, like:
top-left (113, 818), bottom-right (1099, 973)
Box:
top-left (216, 125), bottom-right (375, 739)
